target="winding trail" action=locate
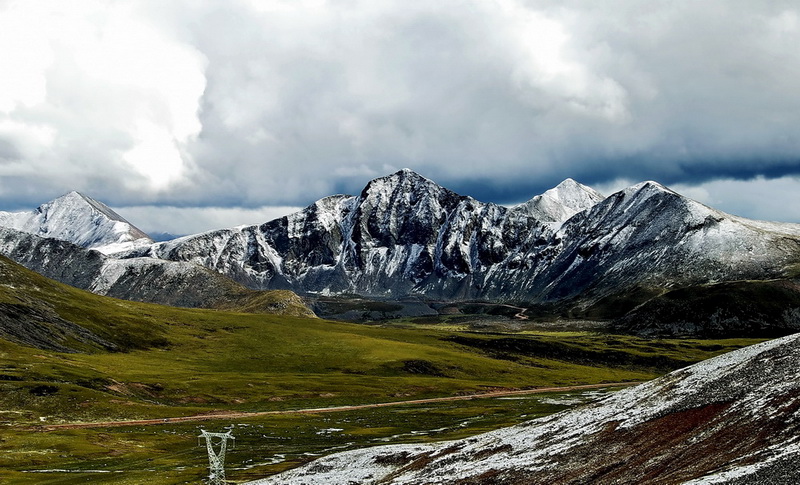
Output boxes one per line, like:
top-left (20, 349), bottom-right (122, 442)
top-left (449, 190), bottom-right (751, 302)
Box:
top-left (38, 382), bottom-right (641, 431)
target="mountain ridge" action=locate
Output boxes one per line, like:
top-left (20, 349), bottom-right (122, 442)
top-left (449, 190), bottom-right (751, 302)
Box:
top-left (512, 177), bottom-right (605, 223)
top-left (115, 170), bottom-right (800, 307)
top-left (0, 227), bottom-right (316, 317)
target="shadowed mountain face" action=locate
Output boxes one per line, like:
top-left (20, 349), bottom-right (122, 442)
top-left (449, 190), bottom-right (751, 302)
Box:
top-left (120, 170), bottom-right (800, 306)
top-left (247, 333), bottom-right (800, 485)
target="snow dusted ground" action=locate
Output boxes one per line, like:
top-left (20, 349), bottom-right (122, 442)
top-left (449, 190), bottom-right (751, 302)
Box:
top-left (247, 334), bottom-right (800, 484)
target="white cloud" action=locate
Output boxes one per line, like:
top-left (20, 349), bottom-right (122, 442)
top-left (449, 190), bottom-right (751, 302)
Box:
top-left (123, 120), bottom-right (186, 189)
top-left (0, 0), bottom-right (206, 198)
top-left (0, 3), bottom-right (51, 111)
top-left (114, 204), bottom-right (303, 236)
top-left (500, 0), bottom-right (630, 123)
top-left (672, 176), bottom-right (800, 223)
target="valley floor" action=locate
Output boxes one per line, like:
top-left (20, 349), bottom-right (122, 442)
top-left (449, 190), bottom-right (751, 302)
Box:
top-left (0, 317), bottom-right (762, 484)
top-left (2, 385), bottom-right (633, 484)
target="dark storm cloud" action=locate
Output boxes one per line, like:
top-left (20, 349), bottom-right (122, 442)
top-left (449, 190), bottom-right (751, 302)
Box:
top-left (0, 138), bottom-right (21, 162)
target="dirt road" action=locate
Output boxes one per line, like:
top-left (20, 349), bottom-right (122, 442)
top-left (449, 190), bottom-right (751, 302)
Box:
top-left (39, 382), bottom-right (641, 431)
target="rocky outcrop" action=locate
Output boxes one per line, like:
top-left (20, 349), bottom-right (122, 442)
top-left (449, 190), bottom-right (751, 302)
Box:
top-left (612, 279), bottom-right (800, 337)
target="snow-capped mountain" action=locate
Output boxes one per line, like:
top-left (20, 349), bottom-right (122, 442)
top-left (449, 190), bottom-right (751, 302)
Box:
top-left (489, 180), bottom-right (800, 304)
top-left (0, 191), bottom-right (152, 254)
top-left (512, 177), bottom-right (604, 223)
top-left (247, 332), bottom-right (800, 484)
top-left (120, 170), bottom-right (800, 305)
top-left (118, 170), bottom-right (554, 296)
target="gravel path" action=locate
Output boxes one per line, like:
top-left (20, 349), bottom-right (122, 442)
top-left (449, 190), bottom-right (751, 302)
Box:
top-left (37, 382), bottom-right (640, 431)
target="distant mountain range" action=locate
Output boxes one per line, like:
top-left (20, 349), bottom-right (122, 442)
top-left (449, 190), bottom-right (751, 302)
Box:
top-left (1, 169), bottom-right (799, 335)
top-left (247, 332), bottom-right (800, 484)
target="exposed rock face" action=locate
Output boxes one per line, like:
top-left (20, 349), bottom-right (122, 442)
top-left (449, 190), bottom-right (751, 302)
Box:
top-left (0, 227), bottom-right (225, 307)
top-left (247, 333), bottom-right (800, 484)
top-left (121, 170), bottom-right (800, 306)
top-left (0, 300), bottom-right (117, 353)
top-left (120, 169), bottom-right (551, 297)
top-left (0, 191), bottom-right (153, 253)
top-left (0, 255), bottom-right (118, 353)
top-left (498, 181), bottom-right (800, 304)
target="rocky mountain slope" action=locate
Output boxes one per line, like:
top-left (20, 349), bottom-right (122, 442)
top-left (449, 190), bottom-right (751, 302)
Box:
top-left (120, 170), bottom-right (800, 307)
top-left (501, 181), bottom-right (800, 305)
top-left (0, 227), bottom-right (315, 317)
top-left (248, 333), bottom-right (800, 484)
top-left (0, 253), bottom-right (135, 353)
top-left (0, 191), bottom-right (152, 254)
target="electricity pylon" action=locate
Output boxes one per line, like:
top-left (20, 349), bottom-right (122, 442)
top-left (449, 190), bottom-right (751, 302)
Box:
top-left (199, 429), bottom-right (235, 485)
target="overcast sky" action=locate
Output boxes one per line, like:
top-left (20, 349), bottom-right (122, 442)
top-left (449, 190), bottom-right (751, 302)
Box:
top-left (0, 0), bottom-right (798, 235)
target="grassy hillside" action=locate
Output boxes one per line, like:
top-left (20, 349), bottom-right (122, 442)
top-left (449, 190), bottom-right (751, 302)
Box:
top-left (0, 255), bottom-right (767, 483)
top-left (612, 279), bottom-right (800, 337)
top-left (212, 288), bottom-right (317, 317)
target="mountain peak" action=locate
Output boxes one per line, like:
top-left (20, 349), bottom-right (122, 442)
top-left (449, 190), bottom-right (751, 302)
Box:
top-left (0, 192), bottom-right (152, 252)
top-left (625, 180), bottom-right (674, 195)
top-left (361, 169), bottom-right (450, 200)
top-left (48, 191), bottom-right (136, 227)
top-left (514, 178), bottom-right (604, 223)
top-left (544, 178), bottom-right (604, 207)
top-left (554, 177), bottom-right (578, 187)
top-left (45, 190), bottom-right (89, 209)
top-left (388, 168), bottom-right (435, 185)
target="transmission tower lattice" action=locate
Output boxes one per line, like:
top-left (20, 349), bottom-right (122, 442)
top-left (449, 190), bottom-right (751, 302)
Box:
top-left (198, 429), bottom-right (235, 485)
